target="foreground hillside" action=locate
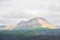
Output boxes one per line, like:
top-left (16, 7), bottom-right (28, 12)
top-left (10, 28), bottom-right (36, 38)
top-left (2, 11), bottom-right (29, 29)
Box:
top-left (0, 28), bottom-right (60, 40)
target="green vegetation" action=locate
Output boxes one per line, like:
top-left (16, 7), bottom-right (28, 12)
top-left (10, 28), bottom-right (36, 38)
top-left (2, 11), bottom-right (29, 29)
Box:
top-left (0, 27), bottom-right (60, 40)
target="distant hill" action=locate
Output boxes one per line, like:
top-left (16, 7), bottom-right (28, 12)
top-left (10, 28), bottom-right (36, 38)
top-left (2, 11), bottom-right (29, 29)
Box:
top-left (12, 17), bottom-right (57, 30)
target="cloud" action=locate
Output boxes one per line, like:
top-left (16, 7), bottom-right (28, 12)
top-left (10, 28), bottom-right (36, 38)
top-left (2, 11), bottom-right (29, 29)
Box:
top-left (0, 0), bottom-right (60, 26)
top-left (0, 0), bottom-right (56, 18)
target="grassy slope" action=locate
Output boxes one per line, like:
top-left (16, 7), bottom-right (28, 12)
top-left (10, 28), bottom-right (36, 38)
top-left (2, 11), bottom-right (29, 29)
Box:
top-left (0, 27), bottom-right (60, 40)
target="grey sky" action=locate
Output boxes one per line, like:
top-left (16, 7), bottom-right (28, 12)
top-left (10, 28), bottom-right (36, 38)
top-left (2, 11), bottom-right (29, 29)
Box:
top-left (0, 0), bottom-right (60, 26)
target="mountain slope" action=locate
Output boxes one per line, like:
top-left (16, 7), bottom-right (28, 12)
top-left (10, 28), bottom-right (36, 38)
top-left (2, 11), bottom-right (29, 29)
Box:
top-left (12, 17), bottom-right (57, 30)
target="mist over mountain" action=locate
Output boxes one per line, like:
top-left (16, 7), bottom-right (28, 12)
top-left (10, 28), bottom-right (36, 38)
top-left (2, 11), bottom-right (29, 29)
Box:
top-left (12, 17), bottom-right (57, 30)
top-left (0, 0), bottom-right (59, 27)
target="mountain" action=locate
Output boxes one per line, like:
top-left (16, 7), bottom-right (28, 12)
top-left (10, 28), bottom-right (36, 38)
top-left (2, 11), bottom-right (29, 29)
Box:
top-left (0, 17), bottom-right (60, 40)
top-left (28, 17), bottom-right (57, 29)
top-left (0, 17), bottom-right (59, 37)
top-left (12, 17), bottom-right (57, 30)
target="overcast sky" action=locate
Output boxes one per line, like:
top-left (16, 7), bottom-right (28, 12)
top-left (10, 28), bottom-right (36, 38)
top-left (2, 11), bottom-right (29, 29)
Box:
top-left (0, 0), bottom-right (60, 26)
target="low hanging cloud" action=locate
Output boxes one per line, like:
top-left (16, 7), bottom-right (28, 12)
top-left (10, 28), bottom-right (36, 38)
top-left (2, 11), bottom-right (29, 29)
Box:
top-left (0, 0), bottom-right (56, 18)
top-left (0, 0), bottom-right (60, 26)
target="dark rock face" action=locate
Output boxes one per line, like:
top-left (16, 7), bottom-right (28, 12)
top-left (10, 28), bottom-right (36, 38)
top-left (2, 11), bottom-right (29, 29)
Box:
top-left (13, 17), bottom-right (44, 30)
top-left (14, 21), bottom-right (28, 30)
top-left (28, 17), bottom-right (42, 27)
